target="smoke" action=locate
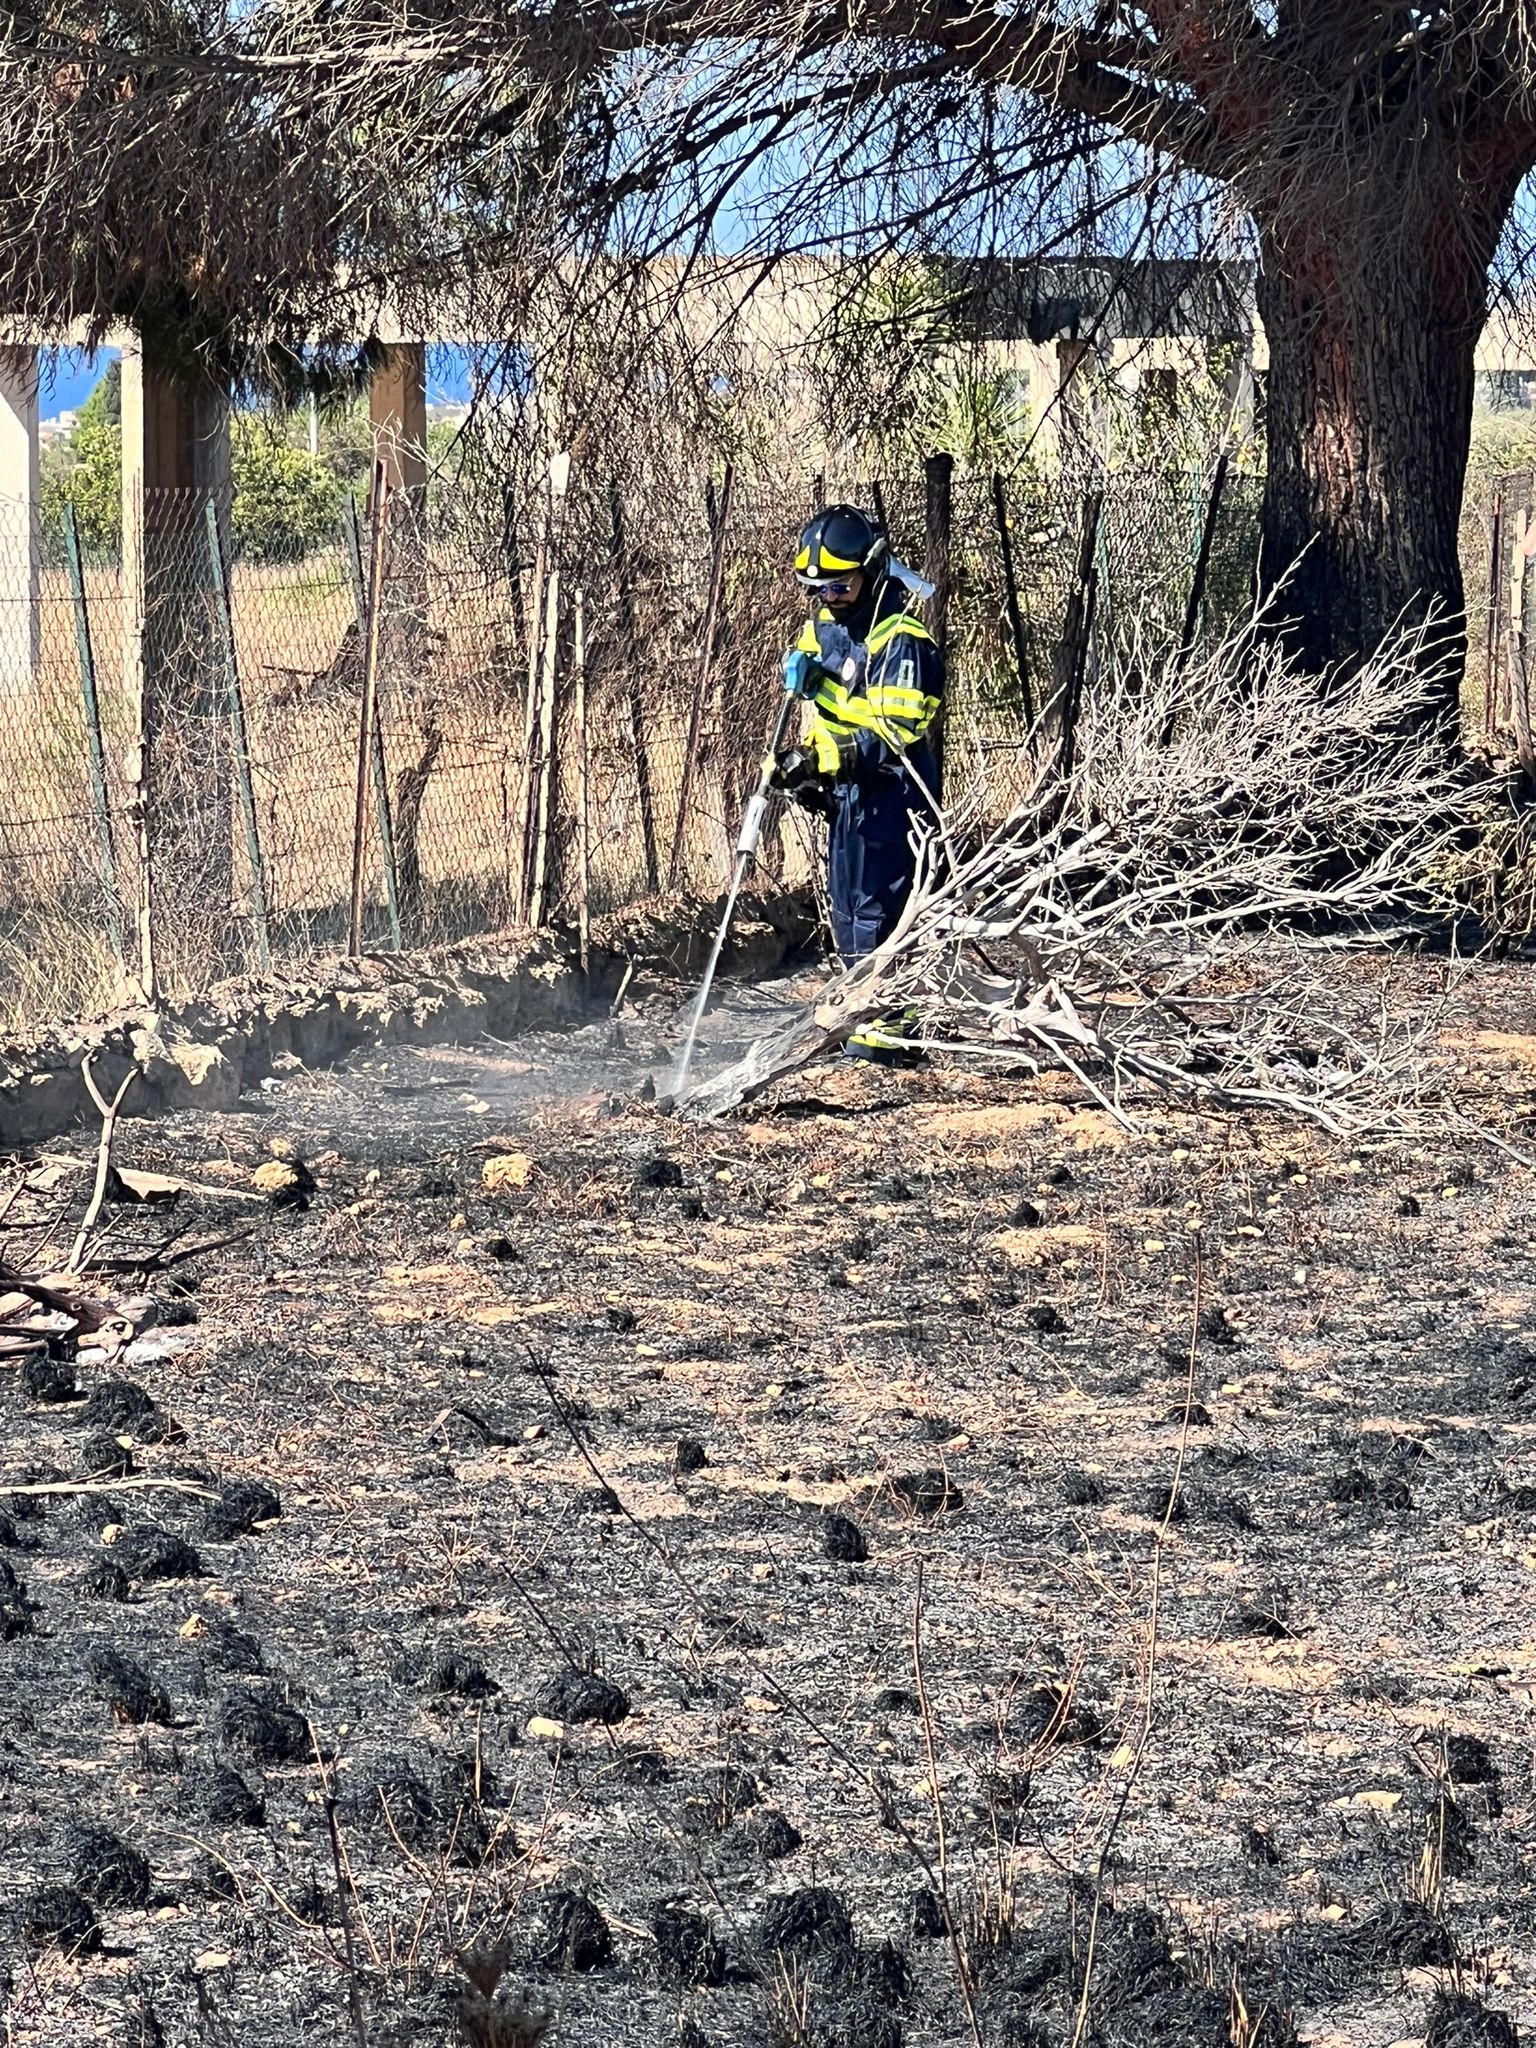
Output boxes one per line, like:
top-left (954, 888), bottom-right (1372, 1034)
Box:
top-left (261, 974), bottom-right (816, 1150)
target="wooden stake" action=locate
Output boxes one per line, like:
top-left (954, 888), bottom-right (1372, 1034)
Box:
top-left (608, 481), bottom-right (660, 892)
top-left (668, 461), bottom-right (735, 889)
top-left (991, 471), bottom-right (1035, 728)
top-left (348, 464), bottom-right (389, 957)
top-left (574, 588), bottom-right (591, 978)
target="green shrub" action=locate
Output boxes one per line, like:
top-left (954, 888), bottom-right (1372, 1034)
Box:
top-left (230, 424), bottom-right (344, 561)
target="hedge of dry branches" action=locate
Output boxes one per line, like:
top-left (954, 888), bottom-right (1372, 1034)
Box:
top-left (679, 610), bottom-right (1482, 1130)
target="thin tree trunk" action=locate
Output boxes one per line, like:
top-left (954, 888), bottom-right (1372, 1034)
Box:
top-left (395, 717), bottom-right (444, 931)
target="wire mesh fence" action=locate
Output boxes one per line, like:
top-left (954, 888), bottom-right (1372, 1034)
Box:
top-left (0, 454), bottom-right (1261, 1036)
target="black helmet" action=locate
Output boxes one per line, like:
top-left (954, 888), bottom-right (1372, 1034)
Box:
top-left (794, 503), bottom-right (888, 592)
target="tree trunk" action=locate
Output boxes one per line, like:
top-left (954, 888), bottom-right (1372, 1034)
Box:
top-left (395, 715), bottom-right (444, 933)
top-left (1256, 232), bottom-right (1481, 715)
top-left (1247, 83), bottom-right (1536, 733)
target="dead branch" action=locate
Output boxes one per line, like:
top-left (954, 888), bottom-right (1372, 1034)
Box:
top-left (913, 1559), bottom-right (984, 2048)
top-left (80, 1226), bottom-right (258, 1276)
top-left (1069, 1235), bottom-right (1204, 2048)
top-left (310, 1723), bottom-right (373, 2048)
top-left (3, 1476), bottom-right (215, 1500)
top-left (0, 1259), bottom-right (128, 1333)
top-left (676, 608), bottom-right (1477, 1130)
top-left (69, 1056), bottom-right (139, 1274)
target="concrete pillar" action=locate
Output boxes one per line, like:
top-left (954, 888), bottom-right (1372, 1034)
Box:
top-left (368, 342), bottom-right (428, 644)
top-left (1018, 340), bottom-right (1062, 468)
top-left (368, 343), bottom-right (427, 508)
top-left (119, 338), bottom-right (233, 998)
top-left (0, 346), bottom-right (40, 691)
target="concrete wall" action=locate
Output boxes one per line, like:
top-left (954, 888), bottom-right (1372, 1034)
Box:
top-left (0, 345), bottom-right (38, 691)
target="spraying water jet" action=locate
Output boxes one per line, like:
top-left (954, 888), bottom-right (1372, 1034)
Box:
top-left (668, 683), bottom-right (801, 1103)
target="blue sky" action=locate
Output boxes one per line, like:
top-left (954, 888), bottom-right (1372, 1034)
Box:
top-left (39, 345), bottom-right (475, 419)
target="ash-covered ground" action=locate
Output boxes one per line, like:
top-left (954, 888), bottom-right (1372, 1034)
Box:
top-left (5, 954), bottom-right (1536, 2048)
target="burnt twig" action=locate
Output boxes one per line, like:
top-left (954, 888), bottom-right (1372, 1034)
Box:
top-left (69, 1056), bottom-right (139, 1274)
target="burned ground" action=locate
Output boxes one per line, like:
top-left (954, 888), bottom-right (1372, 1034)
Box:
top-left (4, 960), bottom-right (1536, 2046)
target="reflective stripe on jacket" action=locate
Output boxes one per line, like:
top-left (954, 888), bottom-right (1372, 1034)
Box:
top-left (794, 605), bottom-right (944, 778)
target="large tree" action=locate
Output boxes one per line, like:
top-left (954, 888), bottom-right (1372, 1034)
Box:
top-left (549, 0), bottom-right (1536, 703)
top-left (7, 1), bottom-right (1535, 709)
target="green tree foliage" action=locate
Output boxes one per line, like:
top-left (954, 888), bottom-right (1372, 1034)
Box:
top-left (41, 368), bottom-right (349, 559)
top-left (230, 417), bottom-right (343, 560)
top-left (40, 362), bottom-right (123, 552)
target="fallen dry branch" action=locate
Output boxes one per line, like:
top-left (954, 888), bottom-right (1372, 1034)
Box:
top-left (79, 1226), bottom-right (259, 1277)
top-left (0, 1092), bottom-right (236, 1386)
top-left (2, 1476), bottom-right (216, 1501)
top-left (0, 1260), bottom-right (128, 1334)
top-left (678, 612), bottom-right (1476, 1129)
top-left (69, 1055), bottom-right (139, 1274)
top-left (33, 1156), bottom-right (265, 1206)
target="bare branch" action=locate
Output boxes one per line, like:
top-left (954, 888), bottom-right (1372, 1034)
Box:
top-left (677, 605), bottom-right (1477, 1128)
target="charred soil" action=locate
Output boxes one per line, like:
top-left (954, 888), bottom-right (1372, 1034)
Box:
top-left (3, 967), bottom-right (1536, 2046)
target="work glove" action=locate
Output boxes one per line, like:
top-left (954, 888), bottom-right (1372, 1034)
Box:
top-left (770, 747), bottom-right (835, 817)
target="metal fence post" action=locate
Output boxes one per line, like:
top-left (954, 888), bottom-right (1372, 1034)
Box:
top-left (1052, 490), bottom-right (1104, 792)
top-left (574, 588), bottom-right (591, 977)
top-left (349, 467), bottom-right (391, 956)
top-left (203, 500), bottom-right (273, 971)
top-left (527, 551), bottom-right (563, 927)
top-left (991, 471), bottom-right (1036, 728)
top-left (519, 450), bottom-right (571, 925)
top-left (1485, 477), bottom-right (1505, 745)
top-left (922, 452), bottom-right (953, 657)
top-left (1511, 501), bottom-right (1536, 785)
top-left (344, 494), bottom-right (403, 950)
top-left (1175, 450), bottom-right (1231, 673)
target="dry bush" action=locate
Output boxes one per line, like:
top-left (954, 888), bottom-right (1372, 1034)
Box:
top-left (681, 609), bottom-right (1477, 1131)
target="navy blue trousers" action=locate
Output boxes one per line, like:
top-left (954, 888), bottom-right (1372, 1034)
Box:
top-left (827, 753), bottom-right (940, 963)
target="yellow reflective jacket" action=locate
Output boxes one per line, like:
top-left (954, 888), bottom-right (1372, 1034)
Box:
top-left (793, 603), bottom-right (944, 779)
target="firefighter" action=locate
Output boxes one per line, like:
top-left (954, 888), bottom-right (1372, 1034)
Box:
top-left (773, 503), bottom-right (944, 1063)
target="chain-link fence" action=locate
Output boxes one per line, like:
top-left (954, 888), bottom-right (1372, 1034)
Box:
top-left (0, 455), bottom-right (1259, 1036)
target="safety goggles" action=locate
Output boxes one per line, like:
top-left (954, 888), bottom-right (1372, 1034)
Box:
top-left (797, 573), bottom-right (858, 598)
